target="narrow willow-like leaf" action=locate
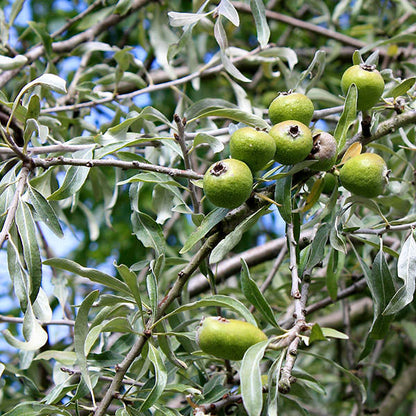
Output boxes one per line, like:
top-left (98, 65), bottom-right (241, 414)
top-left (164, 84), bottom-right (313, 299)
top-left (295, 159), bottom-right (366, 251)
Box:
top-left (274, 167), bottom-right (292, 224)
top-left (334, 83), bottom-right (357, 152)
top-left (146, 270), bottom-right (158, 317)
top-left (48, 148), bottom-right (93, 200)
top-left (209, 207), bottom-right (268, 264)
top-left (267, 350), bottom-right (285, 416)
top-left (153, 294), bottom-right (257, 328)
top-left (3, 402), bottom-right (72, 416)
top-left (296, 50), bottom-right (326, 92)
top-left (131, 211), bottom-right (166, 256)
top-left (309, 323), bottom-right (326, 343)
top-left (369, 249), bottom-right (395, 338)
top-left (304, 223), bottom-right (331, 272)
top-left (0, 55), bottom-right (27, 70)
top-left (300, 350), bottom-right (366, 403)
top-left (326, 249), bottom-right (342, 300)
top-left (240, 259), bottom-right (279, 328)
top-left (241, 340), bottom-right (269, 416)
top-left (180, 207), bottom-right (228, 254)
top-left (29, 185), bottom-right (63, 237)
top-left (7, 226), bottom-right (30, 309)
top-left (250, 0), bottom-right (270, 48)
top-left (218, 0), bottom-right (239, 26)
top-left (157, 323), bottom-right (187, 370)
top-left (115, 263), bottom-right (143, 313)
top-left (74, 290), bottom-right (99, 407)
top-left (321, 327), bottom-right (349, 340)
top-left (301, 177), bottom-right (324, 212)
top-left (383, 233), bottom-right (416, 315)
top-left (168, 11), bottom-right (210, 27)
top-left (140, 343), bottom-right (168, 411)
top-left (189, 108), bottom-right (268, 129)
top-left (360, 33), bottom-right (416, 55)
top-left (387, 77), bottom-right (416, 99)
top-left (15, 200), bottom-right (42, 303)
top-left (192, 132), bottom-right (225, 154)
top-left (43, 258), bottom-right (131, 295)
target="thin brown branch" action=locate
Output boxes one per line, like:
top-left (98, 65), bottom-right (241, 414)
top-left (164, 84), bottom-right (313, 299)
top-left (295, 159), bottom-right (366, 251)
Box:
top-left (32, 156), bottom-right (203, 180)
top-left (377, 359), bottom-right (416, 416)
top-left (174, 114), bottom-right (201, 213)
top-left (342, 110), bottom-right (416, 155)
top-left (276, 224), bottom-right (310, 393)
top-left (232, 1), bottom-right (367, 49)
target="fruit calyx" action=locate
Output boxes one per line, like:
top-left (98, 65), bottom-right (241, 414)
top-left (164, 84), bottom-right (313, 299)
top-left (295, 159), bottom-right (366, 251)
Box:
top-left (210, 161), bottom-right (227, 177)
top-left (288, 125), bottom-right (301, 138)
top-left (360, 63), bottom-right (376, 72)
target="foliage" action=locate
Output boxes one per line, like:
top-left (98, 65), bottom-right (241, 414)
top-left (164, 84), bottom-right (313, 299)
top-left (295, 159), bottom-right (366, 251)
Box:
top-left (1, 0), bottom-right (416, 415)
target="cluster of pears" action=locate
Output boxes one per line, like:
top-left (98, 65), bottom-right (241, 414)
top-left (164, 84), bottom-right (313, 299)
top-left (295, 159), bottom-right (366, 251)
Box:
top-left (203, 62), bottom-right (388, 210)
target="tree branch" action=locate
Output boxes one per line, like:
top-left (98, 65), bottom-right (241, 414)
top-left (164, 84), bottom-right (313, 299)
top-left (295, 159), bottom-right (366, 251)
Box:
top-left (342, 110), bottom-right (416, 155)
top-left (33, 156), bottom-right (203, 180)
top-left (377, 359), bottom-right (416, 416)
top-left (232, 1), bottom-right (368, 49)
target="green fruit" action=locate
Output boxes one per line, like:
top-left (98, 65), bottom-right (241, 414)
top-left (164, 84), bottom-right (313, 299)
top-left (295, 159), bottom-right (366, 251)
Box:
top-left (309, 131), bottom-right (337, 171)
top-left (230, 127), bottom-right (276, 172)
top-left (341, 64), bottom-right (385, 112)
top-left (268, 92), bottom-right (314, 126)
top-left (339, 153), bottom-right (388, 198)
top-left (203, 159), bottom-right (253, 209)
top-left (269, 120), bottom-right (313, 165)
top-left (322, 172), bottom-right (338, 194)
top-left (196, 316), bottom-right (267, 361)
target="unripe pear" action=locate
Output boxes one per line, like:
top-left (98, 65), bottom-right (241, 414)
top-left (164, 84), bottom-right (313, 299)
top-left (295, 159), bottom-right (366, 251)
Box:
top-left (230, 127), bottom-right (276, 172)
top-left (339, 153), bottom-right (388, 198)
top-left (203, 159), bottom-right (253, 209)
top-left (341, 64), bottom-right (385, 112)
top-left (268, 92), bottom-right (314, 126)
top-left (269, 120), bottom-right (313, 165)
top-left (196, 316), bottom-right (267, 361)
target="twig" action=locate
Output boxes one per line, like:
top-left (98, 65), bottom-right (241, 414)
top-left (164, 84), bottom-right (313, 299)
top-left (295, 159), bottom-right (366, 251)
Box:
top-left (0, 165), bottom-right (30, 249)
top-left (287, 223), bottom-right (301, 300)
top-left (276, 224), bottom-right (310, 393)
top-left (60, 367), bottom-right (144, 387)
top-left (347, 221), bottom-right (416, 236)
top-left (0, 314), bottom-right (75, 326)
top-left (232, 1), bottom-right (368, 50)
top-left (174, 114), bottom-right (201, 213)
top-left (32, 156), bottom-right (203, 180)
top-left (304, 278), bottom-right (367, 316)
top-left (342, 110), bottom-right (416, 155)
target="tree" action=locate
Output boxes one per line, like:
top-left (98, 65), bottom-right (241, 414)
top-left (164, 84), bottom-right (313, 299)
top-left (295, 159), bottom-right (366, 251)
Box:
top-left (0, 0), bottom-right (416, 415)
